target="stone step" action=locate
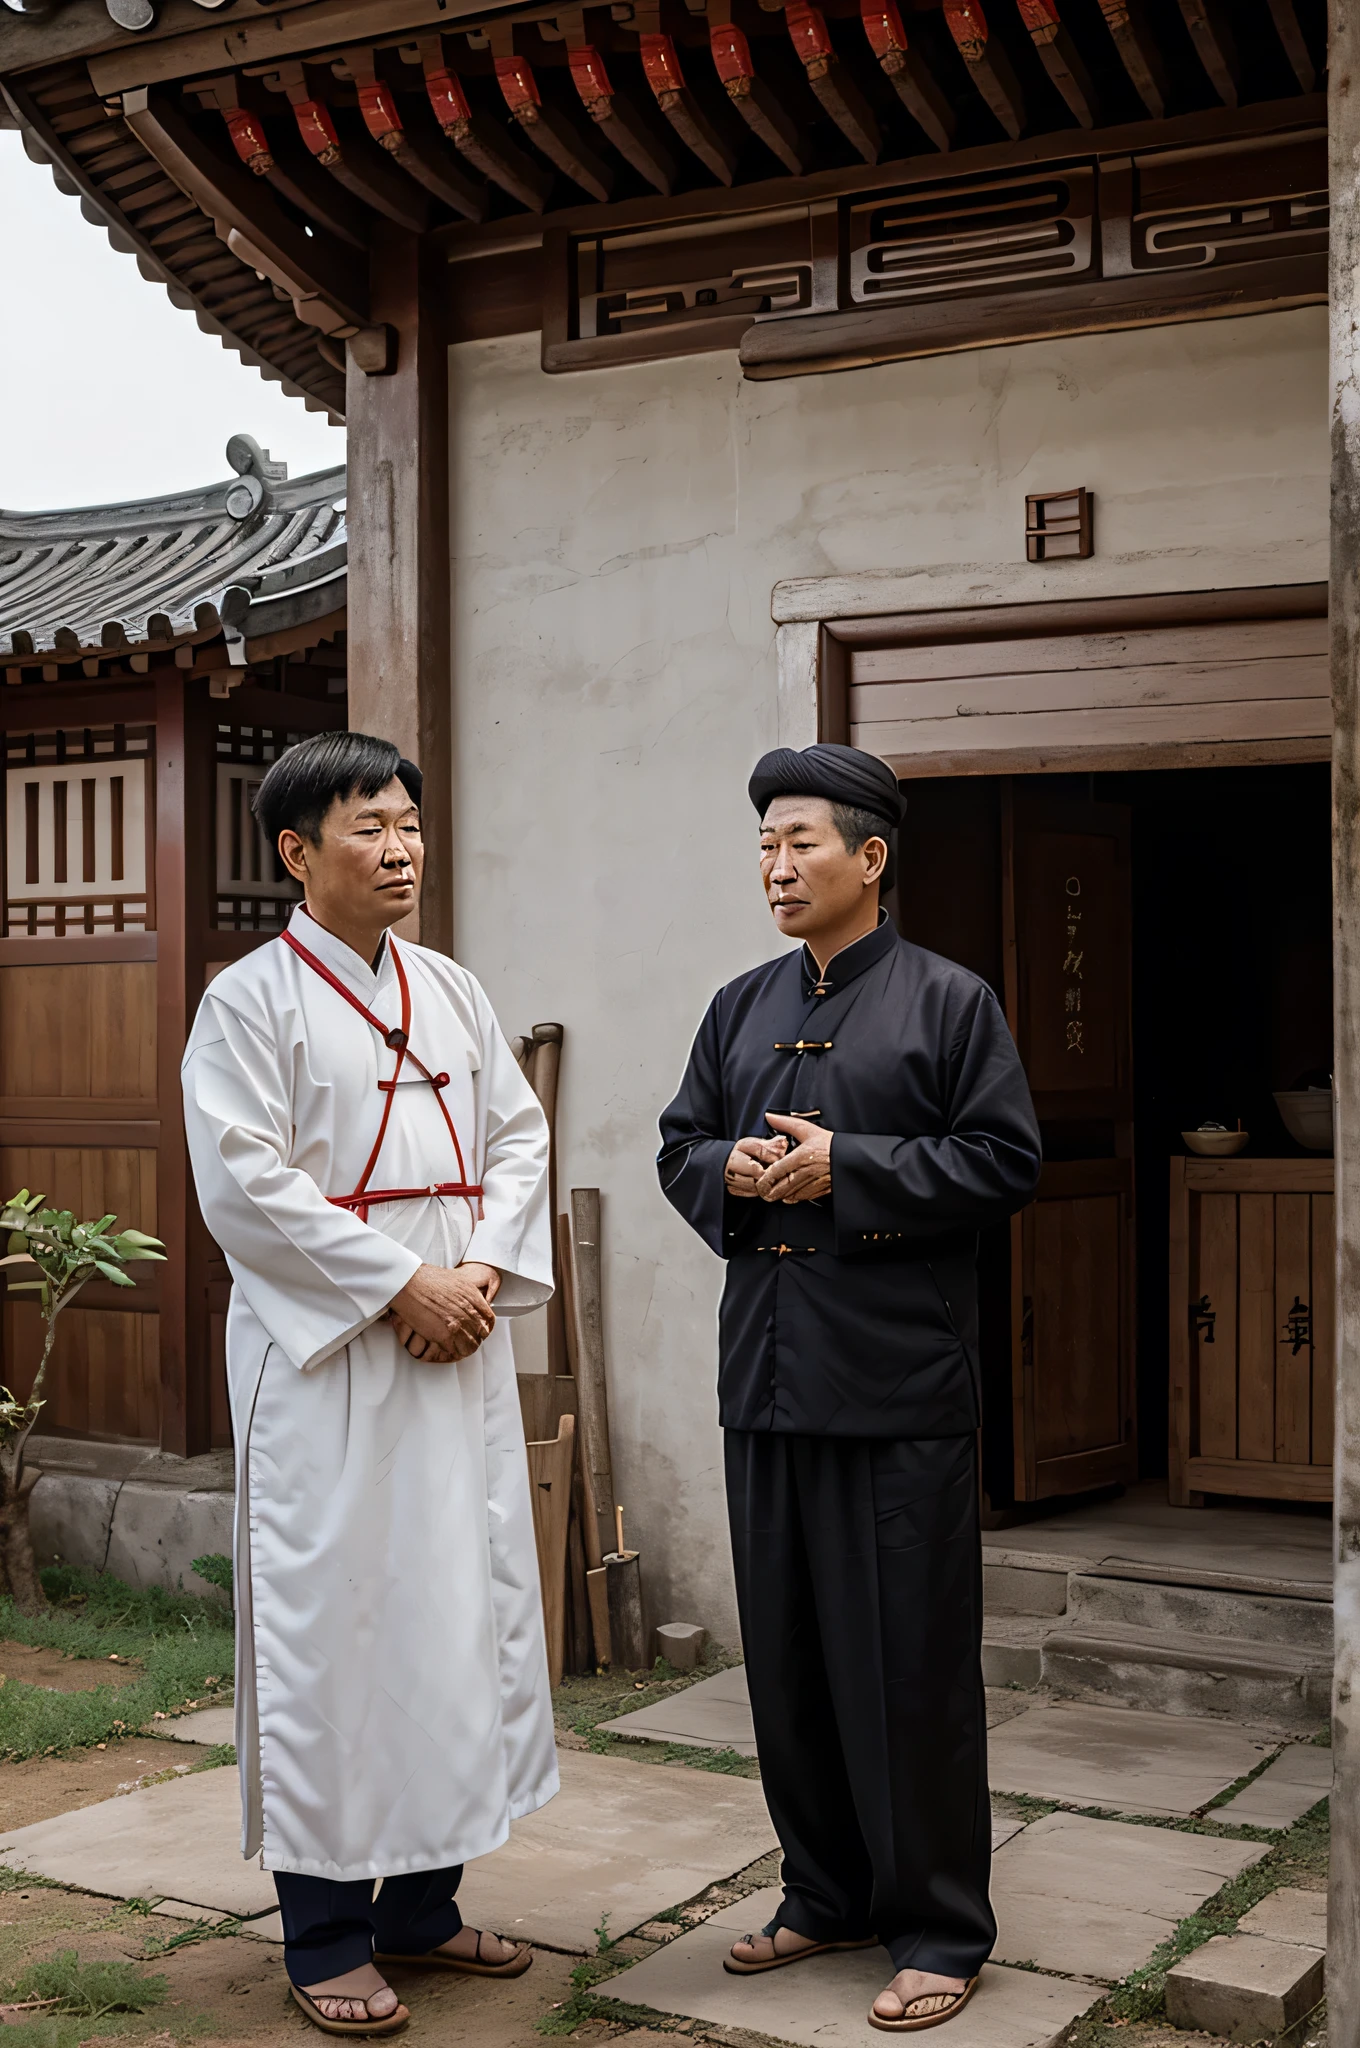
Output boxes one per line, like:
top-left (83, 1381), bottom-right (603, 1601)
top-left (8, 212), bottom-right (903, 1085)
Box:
top-left (1043, 1622), bottom-right (1329, 1732)
top-left (1067, 1570), bottom-right (1333, 1653)
top-left (982, 1615), bottom-right (1046, 1688)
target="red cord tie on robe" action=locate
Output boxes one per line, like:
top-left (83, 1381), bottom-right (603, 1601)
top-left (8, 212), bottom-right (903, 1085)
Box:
top-left (282, 928), bottom-right (484, 1227)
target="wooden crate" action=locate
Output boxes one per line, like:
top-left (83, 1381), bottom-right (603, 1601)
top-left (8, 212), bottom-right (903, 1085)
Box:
top-left (1169, 1156), bottom-right (1334, 1505)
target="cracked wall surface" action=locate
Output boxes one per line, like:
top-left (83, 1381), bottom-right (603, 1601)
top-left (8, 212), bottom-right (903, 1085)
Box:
top-left (447, 308), bottom-right (1326, 1640)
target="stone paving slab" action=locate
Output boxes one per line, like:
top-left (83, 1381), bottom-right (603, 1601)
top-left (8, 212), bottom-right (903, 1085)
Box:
top-left (1237, 1886), bottom-right (1328, 1947)
top-left (980, 1483), bottom-right (1331, 1588)
top-left (1214, 1744), bottom-right (1332, 1829)
top-left (987, 1700), bottom-right (1276, 1817)
top-left (161, 1706), bottom-right (236, 1747)
top-left (610, 1890), bottom-right (1095, 2048)
top-left (0, 1749), bottom-right (776, 1957)
top-left (991, 1813), bottom-right (1268, 1983)
top-left (1165, 1932), bottom-right (1325, 2040)
top-left (600, 1669), bottom-right (756, 1755)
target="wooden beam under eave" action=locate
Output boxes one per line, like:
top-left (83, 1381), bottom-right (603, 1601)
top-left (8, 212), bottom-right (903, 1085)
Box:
top-left (942, 0), bottom-right (1025, 140)
top-left (1019, 0), bottom-right (1097, 128)
top-left (1095, 0), bottom-right (1167, 119)
top-left (1266, 0), bottom-right (1316, 91)
top-left (1174, 0), bottom-right (1238, 107)
top-left (345, 231), bottom-right (453, 957)
top-left (122, 86), bottom-right (369, 327)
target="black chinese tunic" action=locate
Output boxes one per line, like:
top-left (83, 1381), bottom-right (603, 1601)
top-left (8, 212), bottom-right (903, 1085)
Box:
top-left (658, 916), bottom-right (1042, 1437)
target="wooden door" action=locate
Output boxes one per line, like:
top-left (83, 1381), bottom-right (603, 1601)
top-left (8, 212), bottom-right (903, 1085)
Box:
top-left (1004, 788), bottom-right (1138, 1500)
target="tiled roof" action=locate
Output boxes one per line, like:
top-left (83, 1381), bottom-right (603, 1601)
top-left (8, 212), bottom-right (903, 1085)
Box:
top-left (0, 435), bottom-right (346, 662)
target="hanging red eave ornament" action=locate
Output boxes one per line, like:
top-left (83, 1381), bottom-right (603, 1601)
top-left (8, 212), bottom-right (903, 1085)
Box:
top-left (424, 65), bottom-right (473, 136)
top-left (709, 22), bottom-right (755, 85)
top-left (358, 79), bottom-right (404, 148)
top-left (860, 0), bottom-right (909, 61)
top-left (293, 99), bottom-right (342, 164)
top-left (495, 54), bottom-right (543, 115)
top-left (222, 106), bottom-right (274, 174)
top-left (943, 0), bottom-right (989, 59)
top-left (568, 44), bottom-right (615, 104)
top-left (639, 33), bottom-right (687, 97)
top-left (785, 0), bottom-right (835, 67)
top-left (1015, 0), bottom-right (1061, 39)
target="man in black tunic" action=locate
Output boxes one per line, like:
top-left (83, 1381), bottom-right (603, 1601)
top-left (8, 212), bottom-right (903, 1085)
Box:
top-left (657, 743), bottom-right (1040, 2031)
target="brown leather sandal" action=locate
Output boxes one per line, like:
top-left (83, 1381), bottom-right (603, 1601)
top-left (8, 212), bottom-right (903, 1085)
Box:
top-left (373, 1929), bottom-right (532, 1979)
top-left (724, 1921), bottom-right (878, 1975)
top-left (867, 1975), bottom-right (979, 2031)
top-left (290, 1985), bottom-right (410, 2036)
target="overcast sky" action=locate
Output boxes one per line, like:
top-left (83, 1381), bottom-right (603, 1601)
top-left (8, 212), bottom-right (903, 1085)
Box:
top-left (0, 132), bottom-right (346, 513)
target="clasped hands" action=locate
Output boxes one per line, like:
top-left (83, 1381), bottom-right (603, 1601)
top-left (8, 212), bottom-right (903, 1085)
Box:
top-left (387, 1260), bottom-right (501, 1364)
top-left (724, 1113), bottom-right (832, 1206)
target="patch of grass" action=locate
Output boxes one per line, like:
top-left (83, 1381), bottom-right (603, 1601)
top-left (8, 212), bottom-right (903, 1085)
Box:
top-left (0, 1567), bottom-right (234, 1762)
top-left (583, 1727), bottom-right (760, 1777)
top-left (197, 1743), bottom-right (236, 1769)
top-left (536, 1954), bottom-right (636, 2035)
top-left (189, 1554), bottom-right (233, 1599)
top-left (1058, 1795), bottom-right (1330, 2043)
top-left (2, 1950), bottom-right (167, 2020)
top-left (0, 1868), bottom-right (60, 1895)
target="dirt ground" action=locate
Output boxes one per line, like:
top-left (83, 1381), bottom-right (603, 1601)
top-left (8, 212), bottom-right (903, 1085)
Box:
top-left (2, 1738), bottom-right (220, 1832)
top-left (0, 1646), bottom-right (142, 1695)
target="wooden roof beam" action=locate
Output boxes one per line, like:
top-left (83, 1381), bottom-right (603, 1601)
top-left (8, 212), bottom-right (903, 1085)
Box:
top-left (1265, 0), bottom-right (1316, 91)
top-left (1174, 0), bottom-right (1238, 107)
top-left (859, 0), bottom-right (955, 153)
top-left (941, 0), bottom-right (1025, 140)
top-left (704, 3), bottom-right (801, 175)
top-left (344, 45), bottom-right (488, 222)
top-left (119, 85), bottom-right (369, 330)
top-left (487, 30), bottom-right (614, 203)
top-left (185, 73), bottom-right (372, 251)
top-left (1016, 0), bottom-right (1096, 128)
top-left (561, 19), bottom-right (676, 197)
top-left (785, 0), bottom-right (880, 164)
top-left (264, 63), bottom-right (431, 234)
top-left (626, 3), bottom-right (738, 185)
top-left (1094, 0), bottom-right (1167, 119)
top-left (417, 37), bottom-right (551, 213)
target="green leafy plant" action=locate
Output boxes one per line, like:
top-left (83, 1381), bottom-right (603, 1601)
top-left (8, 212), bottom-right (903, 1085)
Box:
top-left (0, 1191), bottom-right (164, 1613)
top-left (190, 1553), bottom-right (233, 1598)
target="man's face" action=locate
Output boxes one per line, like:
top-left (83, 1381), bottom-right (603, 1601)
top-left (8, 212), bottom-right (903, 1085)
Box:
top-left (759, 795), bottom-right (884, 940)
top-left (279, 775), bottom-right (424, 930)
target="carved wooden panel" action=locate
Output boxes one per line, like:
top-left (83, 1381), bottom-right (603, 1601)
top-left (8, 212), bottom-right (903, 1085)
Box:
top-left (3, 726), bottom-right (152, 937)
top-left (543, 117), bottom-right (1326, 374)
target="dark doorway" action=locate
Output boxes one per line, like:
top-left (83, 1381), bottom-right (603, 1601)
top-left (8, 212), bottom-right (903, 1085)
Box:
top-left (893, 761), bottom-right (1333, 1509)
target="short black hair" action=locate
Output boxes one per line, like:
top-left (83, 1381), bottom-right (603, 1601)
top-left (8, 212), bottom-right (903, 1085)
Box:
top-left (252, 732), bottom-right (422, 849)
top-left (830, 801), bottom-right (896, 892)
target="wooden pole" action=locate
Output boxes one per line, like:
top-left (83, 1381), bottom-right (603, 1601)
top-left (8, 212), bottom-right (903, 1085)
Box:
top-left (569, 1188), bottom-right (616, 1566)
top-left (345, 230), bottom-right (452, 956)
top-left (154, 671), bottom-right (190, 1457)
top-left (1331, 11), bottom-right (1360, 2030)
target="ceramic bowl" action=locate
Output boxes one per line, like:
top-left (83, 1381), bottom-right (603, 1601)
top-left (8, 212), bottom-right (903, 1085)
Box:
top-left (1182, 1129), bottom-right (1250, 1157)
top-left (1273, 1090), bottom-right (1335, 1154)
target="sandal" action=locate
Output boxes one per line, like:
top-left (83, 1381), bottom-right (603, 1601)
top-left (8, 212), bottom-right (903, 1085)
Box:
top-left (724, 1920), bottom-right (878, 1975)
top-left (373, 1929), bottom-right (533, 1979)
top-left (290, 1985), bottom-right (410, 2036)
top-left (867, 1975), bottom-right (979, 2032)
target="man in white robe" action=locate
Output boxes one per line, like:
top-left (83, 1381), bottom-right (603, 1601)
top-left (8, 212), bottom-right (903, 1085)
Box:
top-left (181, 732), bottom-right (558, 2035)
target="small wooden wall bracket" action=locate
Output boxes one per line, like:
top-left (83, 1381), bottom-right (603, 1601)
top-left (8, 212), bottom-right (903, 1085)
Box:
top-left (349, 324), bottom-right (398, 376)
top-left (1025, 486), bottom-right (1094, 562)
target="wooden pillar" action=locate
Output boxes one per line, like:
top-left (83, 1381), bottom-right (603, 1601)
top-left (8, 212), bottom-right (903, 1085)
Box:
top-left (345, 232), bottom-right (453, 955)
top-left (154, 672), bottom-right (191, 1456)
top-left (1331, 7), bottom-right (1360, 2031)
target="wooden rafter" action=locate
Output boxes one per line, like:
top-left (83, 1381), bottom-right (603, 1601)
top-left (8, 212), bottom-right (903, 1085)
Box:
top-left (561, 25), bottom-right (675, 196)
top-left (186, 72), bottom-right (372, 250)
top-left (121, 84), bottom-right (369, 329)
top-left (488, 31), bottom-right (614, 202)
top-left (1094, 0), bottom-right (1167, 119)
top-left (634, 12), bottom-right (740, 185)
top-left (705, 1), bottom-right (802, 174)
top-left (785, 0), bottom-right (879, 164)
top-left (344, 45), bottom-right (487, 220)
top-left (265, 64), bottom-right (431, 232)
top-left (417, 36), bottom-right (551, 213)
top-left (1265, 0), bottom-right (1316, 92)
top-left (1175, 0), bottom-right (1238, 108)
top-left (1016, 0), bottom-right (1096, 129)
top-left (941, 0), bottom-right (1025, 141)
top-left (859, 0), bottom-right (954, 153)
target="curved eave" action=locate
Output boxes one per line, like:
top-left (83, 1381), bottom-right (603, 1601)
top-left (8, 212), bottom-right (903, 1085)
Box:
top-left (1, 61), bottom-right (347, 424)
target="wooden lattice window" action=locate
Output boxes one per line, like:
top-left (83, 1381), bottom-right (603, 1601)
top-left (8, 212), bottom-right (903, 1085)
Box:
top-left (3, 726), bottom-right (152, 937)
top-left (213, 722), bottom-right (305, 932)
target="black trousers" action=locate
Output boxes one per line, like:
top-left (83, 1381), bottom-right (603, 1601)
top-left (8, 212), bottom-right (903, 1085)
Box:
top-left (724, 1430), bottom-right (994, 1980)
top-left (274, 1866), bottom-right (464, 1986)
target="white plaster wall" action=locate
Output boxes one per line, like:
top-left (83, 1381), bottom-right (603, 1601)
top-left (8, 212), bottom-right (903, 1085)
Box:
top-left (448, 306), bottom-right (1327, 1645)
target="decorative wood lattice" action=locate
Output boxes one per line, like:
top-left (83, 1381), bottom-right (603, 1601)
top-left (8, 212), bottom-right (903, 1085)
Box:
top-left (213, 722), bottom-right (304, 932)
top-left (3, 726), bottom-right (152, 937)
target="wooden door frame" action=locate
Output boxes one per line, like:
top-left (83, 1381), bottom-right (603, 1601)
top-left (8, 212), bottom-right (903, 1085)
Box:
top-left (803, 582), bottom-right (1329, 776)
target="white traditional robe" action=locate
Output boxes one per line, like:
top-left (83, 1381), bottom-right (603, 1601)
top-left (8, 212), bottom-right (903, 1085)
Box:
top-left (180, 905), bottom-right (558, 1881)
